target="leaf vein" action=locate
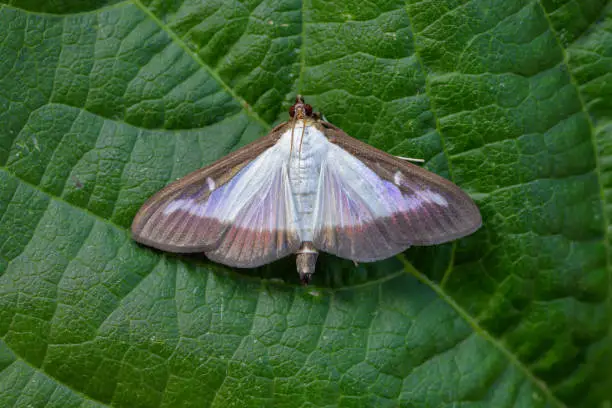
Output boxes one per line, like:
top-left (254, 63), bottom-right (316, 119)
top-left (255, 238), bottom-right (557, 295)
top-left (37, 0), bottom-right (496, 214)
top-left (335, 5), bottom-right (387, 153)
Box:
top-left (536, 0), bottom-right (612, 282)
top-left (133, 0), bottom-right (271, 130)
top-left (398, 254), bottom-right (567, 407)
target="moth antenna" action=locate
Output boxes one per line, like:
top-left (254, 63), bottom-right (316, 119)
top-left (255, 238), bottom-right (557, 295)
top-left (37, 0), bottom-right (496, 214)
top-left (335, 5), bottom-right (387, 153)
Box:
top-left (289, 116), bottom-right (296, 162)
top-left (395, 156), bottom-right (425, 163)
top-left (298, 121), bottom-right (306, 161)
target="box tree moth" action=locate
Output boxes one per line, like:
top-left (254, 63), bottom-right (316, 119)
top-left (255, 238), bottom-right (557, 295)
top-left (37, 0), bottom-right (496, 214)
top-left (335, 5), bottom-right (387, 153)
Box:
top-left (132, 96), bottom-right (481, 284)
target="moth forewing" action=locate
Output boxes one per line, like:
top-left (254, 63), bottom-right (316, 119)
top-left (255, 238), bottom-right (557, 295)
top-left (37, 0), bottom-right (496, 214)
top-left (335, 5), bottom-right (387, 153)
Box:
top-left (316, 121), bottom-right (482, 244)
top-left (131, 95), bottom-right (481, 284)
top-left (131, 122), bottom-right (293, 256)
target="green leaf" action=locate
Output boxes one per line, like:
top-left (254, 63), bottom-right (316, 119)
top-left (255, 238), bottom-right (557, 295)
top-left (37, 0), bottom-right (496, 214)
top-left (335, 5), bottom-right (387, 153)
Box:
top-left (0, 0), bottom-right (610, 407)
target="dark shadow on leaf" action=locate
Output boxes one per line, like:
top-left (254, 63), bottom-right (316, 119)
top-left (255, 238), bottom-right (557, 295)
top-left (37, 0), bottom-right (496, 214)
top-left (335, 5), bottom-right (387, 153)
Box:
top-left (134, 240), bottom-right (460, 290)
top-left (9, 0), bottom-right (122, 13)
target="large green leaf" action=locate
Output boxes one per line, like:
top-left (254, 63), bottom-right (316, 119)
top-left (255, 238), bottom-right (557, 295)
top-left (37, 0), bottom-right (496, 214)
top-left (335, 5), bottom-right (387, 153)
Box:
top-left (0, 0), bottom-right (610, 406)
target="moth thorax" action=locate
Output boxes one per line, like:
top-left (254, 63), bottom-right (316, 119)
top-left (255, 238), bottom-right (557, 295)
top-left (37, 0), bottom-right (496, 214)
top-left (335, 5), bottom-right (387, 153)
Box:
top-left (296, 242), bottom-right (318, 285)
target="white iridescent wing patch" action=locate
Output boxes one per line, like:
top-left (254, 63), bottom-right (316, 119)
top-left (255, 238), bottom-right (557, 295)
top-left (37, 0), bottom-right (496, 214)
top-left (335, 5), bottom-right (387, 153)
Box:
top-left (312, 143), bottom-right (477, 262)
top-left (203, 147), bottom-right (301, 267)
top-left (132, 130), bottom-right (301, 268)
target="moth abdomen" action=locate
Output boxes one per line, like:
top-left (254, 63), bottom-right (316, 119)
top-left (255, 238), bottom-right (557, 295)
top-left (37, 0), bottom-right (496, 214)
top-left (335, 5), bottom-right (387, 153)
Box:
top-left (296, 242), bottom-right (318, 285)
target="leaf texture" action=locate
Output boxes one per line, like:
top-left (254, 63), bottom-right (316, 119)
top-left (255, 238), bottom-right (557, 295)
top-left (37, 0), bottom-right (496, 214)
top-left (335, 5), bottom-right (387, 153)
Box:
top-left (0, 1), bottom-right (610, 407)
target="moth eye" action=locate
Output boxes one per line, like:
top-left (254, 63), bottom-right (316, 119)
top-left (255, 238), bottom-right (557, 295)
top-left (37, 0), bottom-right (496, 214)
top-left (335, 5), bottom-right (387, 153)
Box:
top-left (289, 105), bottom-right (296, 117)
top-left (305, 104), bottom-right (313, 116)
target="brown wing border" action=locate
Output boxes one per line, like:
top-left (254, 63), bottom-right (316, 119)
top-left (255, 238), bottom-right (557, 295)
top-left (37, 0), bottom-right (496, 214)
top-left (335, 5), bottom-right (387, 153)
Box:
top-left (315, 121), bottom-right (482, 245)
top-left (131, 122), bottom-right (290, 250)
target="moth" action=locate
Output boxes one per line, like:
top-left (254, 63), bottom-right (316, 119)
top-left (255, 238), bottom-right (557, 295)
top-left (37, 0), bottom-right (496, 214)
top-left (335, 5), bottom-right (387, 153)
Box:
top-left (132, 96), bottom-right (481, 284)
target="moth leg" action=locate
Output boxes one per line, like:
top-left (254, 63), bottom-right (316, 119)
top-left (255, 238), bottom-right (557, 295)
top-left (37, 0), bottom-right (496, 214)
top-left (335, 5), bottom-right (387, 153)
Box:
top-left (395, 156), bottom-right (425, 163)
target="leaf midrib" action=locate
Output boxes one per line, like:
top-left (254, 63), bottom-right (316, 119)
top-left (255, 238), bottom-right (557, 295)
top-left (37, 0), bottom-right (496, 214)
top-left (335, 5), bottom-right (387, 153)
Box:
top-left (397, 2), bottom-right (567, 406)
top-left (399, 255), bottom-right (565, 407)
top-left (132, 0), bottom-right (271, 131)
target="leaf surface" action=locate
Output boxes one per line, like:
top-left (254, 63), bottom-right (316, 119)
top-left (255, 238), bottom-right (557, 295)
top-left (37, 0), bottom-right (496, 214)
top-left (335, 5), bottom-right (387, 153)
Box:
top-left (0, 0), bottom-right (610, 407)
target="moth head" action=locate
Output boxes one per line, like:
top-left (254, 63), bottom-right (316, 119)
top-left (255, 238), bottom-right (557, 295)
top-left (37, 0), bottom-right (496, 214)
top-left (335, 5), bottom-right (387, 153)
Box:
top-left (289, 95), bottom-right (313, 119)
